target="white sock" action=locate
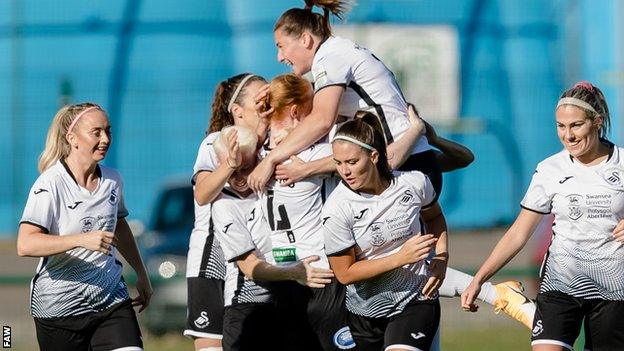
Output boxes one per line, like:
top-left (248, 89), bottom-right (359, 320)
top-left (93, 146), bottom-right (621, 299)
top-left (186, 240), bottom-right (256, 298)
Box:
top-left (438, 267), bottom-right (474, 298)
top-left (438, 267), bottom-right (497, 305)
top-left (478, 282), bottom-right (497, 305)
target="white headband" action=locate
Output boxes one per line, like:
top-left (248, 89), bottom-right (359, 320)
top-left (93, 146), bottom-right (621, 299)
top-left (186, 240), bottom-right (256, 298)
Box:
top-left (332, 135), bottom-right (376, 151)
top-left (556, 97), bottom-right (598, 114)
top-left (227, 75), bottom-right (255, 113)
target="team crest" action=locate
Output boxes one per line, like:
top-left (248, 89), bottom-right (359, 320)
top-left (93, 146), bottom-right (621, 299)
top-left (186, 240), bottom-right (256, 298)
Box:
top-left (108, 189), bottom-right (118, 205)
top-left (193, 311), bottom-right (210, 329)
top-left (603, 168), bottom-right (622, 186)
top-left (80, 217), bottom-right (96, 233)
top-left (399, 190), bottom-right (414, 206)
top-left (368, 222), bottom-right (386, 247)
top-left (566, 194), bottom-right (583, 220)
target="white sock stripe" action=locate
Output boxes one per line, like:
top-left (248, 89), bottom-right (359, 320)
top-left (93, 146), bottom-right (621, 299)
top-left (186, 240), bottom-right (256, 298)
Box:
top-left (110, 347), bottom-right (143, 351)
top-left (385, 344), bottom-right (423, 351)
top-left (531, 339), bottom-right (575, 351)
top-left (183, 330), bottom-right (223, 340)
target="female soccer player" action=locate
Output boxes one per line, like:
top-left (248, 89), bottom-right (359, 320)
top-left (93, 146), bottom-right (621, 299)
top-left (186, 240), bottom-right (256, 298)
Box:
top-left (17, 103), bottom-right (151, 351)
top-left (267, 75), bottom-right (536, 332)
top-left (322, 118), bottom-right (448, 351)
top-left (248, 0), bottom-right (441, 195)
top-left (462, 81), bottom-right (624, 351)
top-left (211, 125), bottom-right (334, 351)
top-left (184, 73), bottom-right (268, 350)
top-left (260, 73), bottom-right (357, 350)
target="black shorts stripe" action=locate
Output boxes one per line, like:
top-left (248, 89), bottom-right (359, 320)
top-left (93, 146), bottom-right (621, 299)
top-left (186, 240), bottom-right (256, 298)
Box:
top-left (198, 219), bottom-right (215, 277)
top-left (347, 81), bottom-right (394, 144)
top-left (232, 270), bottom-right (245, 305)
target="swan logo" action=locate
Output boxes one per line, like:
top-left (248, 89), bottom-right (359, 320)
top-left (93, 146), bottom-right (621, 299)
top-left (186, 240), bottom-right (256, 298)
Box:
top-left (193, 311), bottom-right (210, 329)
top-left (532, 320), bottom-right (543, 337)
top-left (604, 168), bottom-right (622, 186)
top-left (333, 326), bottom-right (355, 349)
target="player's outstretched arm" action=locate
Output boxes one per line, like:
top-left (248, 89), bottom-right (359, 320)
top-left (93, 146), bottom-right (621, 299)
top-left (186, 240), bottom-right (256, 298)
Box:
top-left (247, 86), bottom-right (344, 192)
top-left (275, 155), bottom-right (336, 186)
top-left (461, 209), bottom-right (542, 311)
top-left (236, 253), bottom-right (334, 288)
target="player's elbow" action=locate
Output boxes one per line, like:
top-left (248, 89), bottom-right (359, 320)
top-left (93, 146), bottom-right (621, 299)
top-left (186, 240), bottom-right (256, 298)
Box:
top-left (457, 152), bottom-right (475, 168)
top-left (16, 239), bottom-right (32, 257)
top-left (333, 271), bottom-right (356, 285)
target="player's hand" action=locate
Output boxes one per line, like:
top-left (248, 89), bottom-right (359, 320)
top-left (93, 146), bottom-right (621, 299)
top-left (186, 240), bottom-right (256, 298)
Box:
top-left (461, 280), bottom-right (481, 312)
top-left (407, 103), bottom-right (426, 139)
top-left (294, 255), bottom-right (334, 288)
top-left (217, 128), bottom-right (241, 170)
top-left (133, 272), bottom-right (153, 313)
top-left (247, 157), bottom-right (275, 192)
top-left (397, 234), bottom-right (437, 265)
top-left (253, 84), bottom-right (274, 119)
top-left (423, 254), bottom-right (448, 299)
top-left (613, 219), bottom-right (624, 242)
top-left (81, 230), bottom-right (116, 255)
top-left (275, 156), bottom-right (308, 186)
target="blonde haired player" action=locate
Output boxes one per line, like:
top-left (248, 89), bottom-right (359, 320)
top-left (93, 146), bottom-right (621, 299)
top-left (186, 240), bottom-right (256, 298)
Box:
top-left (18, 103), bottom-right (151, 351)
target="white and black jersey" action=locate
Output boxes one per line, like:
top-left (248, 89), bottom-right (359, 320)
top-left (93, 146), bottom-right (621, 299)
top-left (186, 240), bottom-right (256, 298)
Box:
top-left (212, 188), bottom-right (273, 306)
top-left (311, 36), bottom-right (430, 154)
top-left (260, 143), bottom-right (333, 269)
top-left (20, 160), bottom-right (130, 318)
top-left (322, 171), bottom-right (437, 318)
top-left (522, 144), bottom-right (624, 300)
top-left (186, 131), bottom-right (226, 280)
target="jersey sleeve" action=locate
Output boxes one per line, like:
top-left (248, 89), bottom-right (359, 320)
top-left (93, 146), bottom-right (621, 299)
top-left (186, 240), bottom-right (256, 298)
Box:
top-left (312, 53), bottom-right (352, 92)
top-left (212, 197), bottom-right (255, 262)
top-left (307, 143), bottom-right (333, 162)
top-left (322, 196), bottom-right (356, 255)
top-left (20, 179), bottom-right (55, 233)
top-left (116, 181), bottom-right (129, 219)
top-left (520, 164), bottom-right (553, 214)
top-left (419, 174), bottom-right (437, 209)
top-left (402, 172), bottom-right (437, 209)
top-left (192, 135), bottom-right (220, 184)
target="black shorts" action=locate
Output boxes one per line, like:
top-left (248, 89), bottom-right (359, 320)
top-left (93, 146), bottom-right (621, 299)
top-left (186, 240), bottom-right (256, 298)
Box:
top-left (348, 299), bottom-right (440, 351)
top-left (34, 299), bottom-right (142, 351)
top-left (308, 279), bottom-right (356, 350)
top-left (398, 150), bottom-right (442, 198)
top-left (223, 303), bottom-right (279, 351)
top-left (532, 290), bottom-right (624, 351)
top-left (271, 281), bottom-right (322, 350)
top-left (184, 277), bottom-right (224, 339)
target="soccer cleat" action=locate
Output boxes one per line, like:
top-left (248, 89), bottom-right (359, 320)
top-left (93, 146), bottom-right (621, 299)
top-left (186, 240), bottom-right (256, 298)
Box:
top-left (492, 281), bottom-right (536, 329)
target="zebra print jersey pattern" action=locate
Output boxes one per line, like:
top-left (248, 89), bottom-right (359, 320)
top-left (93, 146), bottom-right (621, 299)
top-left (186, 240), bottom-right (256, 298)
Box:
top-left (21, 160), bottom-right (130, 318)
top-left (522, 143), bottom-right (624, 300)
